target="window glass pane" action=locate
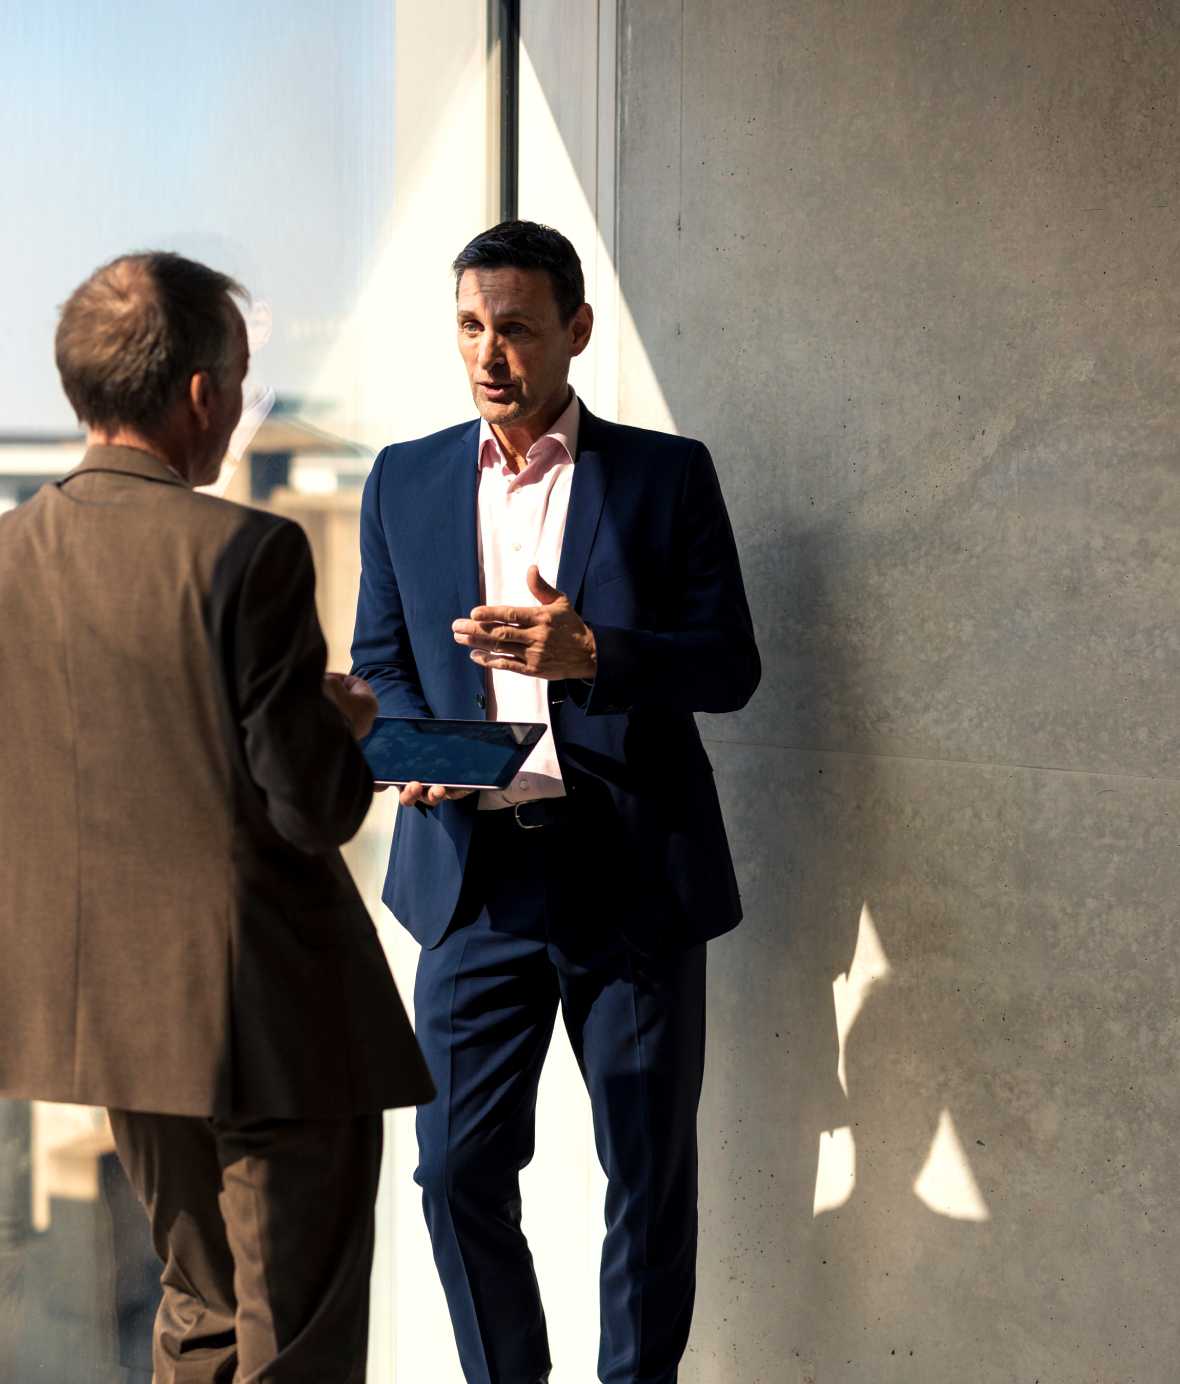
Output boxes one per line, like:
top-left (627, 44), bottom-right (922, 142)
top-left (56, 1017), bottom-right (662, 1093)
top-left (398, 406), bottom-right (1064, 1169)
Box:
top-left (1, 4), bottom-right (490, 1378)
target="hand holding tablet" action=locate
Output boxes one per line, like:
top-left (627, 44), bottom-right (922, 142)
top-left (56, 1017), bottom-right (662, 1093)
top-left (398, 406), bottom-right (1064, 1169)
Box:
top-left (360, 717), bottom-right (546, 794)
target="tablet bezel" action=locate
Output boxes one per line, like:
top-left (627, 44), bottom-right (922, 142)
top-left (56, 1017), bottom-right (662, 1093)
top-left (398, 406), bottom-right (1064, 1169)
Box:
top-left (360, 715), bottom-right (547, 790)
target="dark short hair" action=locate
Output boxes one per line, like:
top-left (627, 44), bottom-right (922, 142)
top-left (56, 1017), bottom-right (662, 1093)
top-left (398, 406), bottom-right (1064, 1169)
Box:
top-left (55, 251), bottom-right (245, 433)
top-left (452, 220), bottom-right (585, 324)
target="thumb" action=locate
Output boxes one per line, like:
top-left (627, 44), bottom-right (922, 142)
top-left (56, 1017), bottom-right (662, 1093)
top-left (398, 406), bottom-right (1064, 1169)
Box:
top-left (527, 565), bottom-right (562, 605)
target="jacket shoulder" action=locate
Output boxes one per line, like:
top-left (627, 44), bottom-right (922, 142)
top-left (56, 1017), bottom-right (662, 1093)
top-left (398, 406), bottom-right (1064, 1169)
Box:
top-left (180, 489), bottom-right (304, 555)
top-left (184, 486), bottom-right (283, 528)
top-left (0, 477), bottom-right (292, 555)
top-left (374, 419), bottom-right (478, 468)
top-left (583, 412), bottom-right (705, 462)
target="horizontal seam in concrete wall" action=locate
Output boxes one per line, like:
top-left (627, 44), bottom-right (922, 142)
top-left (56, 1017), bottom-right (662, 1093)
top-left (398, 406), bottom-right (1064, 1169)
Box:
top-left (699, 737), bottom-right (1178, 786)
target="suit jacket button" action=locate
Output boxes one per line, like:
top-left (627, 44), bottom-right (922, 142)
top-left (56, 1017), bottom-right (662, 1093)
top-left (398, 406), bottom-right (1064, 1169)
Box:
top-left (475, 692), bottom-right (487, 710)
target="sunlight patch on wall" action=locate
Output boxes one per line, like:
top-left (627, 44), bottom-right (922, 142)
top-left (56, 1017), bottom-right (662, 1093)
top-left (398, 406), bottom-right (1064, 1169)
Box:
top-left (913, 1108), bottom-right (991, 1222)
top-left (812, 1126), bottom-right (857, 1216)
top-left (831, 902), bottom-right (891, 1097)
top-left (517, 35), bottom-right (676, 435)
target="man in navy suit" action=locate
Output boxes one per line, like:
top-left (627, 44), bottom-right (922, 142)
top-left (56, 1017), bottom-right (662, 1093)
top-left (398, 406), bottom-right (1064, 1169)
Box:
top-left (352, 221), bottom-right (760, 1384)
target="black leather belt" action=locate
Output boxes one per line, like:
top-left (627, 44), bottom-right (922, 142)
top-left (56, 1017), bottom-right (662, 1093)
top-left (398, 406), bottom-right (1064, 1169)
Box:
top-left (481, 799), bottom-right (572, 831)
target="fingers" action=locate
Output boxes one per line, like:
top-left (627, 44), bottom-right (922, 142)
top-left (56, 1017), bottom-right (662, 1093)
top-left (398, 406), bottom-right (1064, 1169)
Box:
top-left (468, 650), bottom-right (542, 676)
top-left (325, 671), bottom-right (373, 693)
top-left (526, 565), bottom-right (560, 604)
top-left (400, 781), bottom-right (443, 806)
top-left (323, 672), bottom-right (377, 709)
top-left (344, 673), bottom-right (377, 700)
top-left (464, 606), bottom-right (547, 628)
top-left (464, 605), bottom-right (538, 627)
top-left (456, 641), bottom-right (530, 666)
top-left (453, 617), bottom-right (539, 667)
top-left (452, 621), bottom-right (534, 646)
top-left (398, 781), bottom-right (466, 810)
top-left (399, 782), bottom-right (434, 816)
top-left (461, 576), bottom-right (566, 631)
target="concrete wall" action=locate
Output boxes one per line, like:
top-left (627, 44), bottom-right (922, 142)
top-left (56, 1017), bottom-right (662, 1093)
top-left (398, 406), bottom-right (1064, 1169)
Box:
top-left (605, 3), bottom-right (1180, 1381)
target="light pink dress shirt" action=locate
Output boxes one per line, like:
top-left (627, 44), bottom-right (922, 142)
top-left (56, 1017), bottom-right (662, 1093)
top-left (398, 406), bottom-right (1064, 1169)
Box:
top-left (475, 391), bottom-right (580, 810)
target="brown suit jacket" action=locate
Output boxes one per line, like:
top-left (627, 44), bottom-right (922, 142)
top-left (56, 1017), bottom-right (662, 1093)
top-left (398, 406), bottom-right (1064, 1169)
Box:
top-left (0, 445), bottom-right (434, 1118)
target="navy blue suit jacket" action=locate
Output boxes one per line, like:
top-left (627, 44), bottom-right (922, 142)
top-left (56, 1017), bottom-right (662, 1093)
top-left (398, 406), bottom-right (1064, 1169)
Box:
top-left (351, 403), bottom-right (761, 955)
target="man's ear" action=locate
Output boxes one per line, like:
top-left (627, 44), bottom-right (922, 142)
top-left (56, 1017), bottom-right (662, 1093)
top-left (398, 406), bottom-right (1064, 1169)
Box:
top-left (188, 370), bottom-right (214, 430)
top-left (569, 302), bottom-right (594, 358)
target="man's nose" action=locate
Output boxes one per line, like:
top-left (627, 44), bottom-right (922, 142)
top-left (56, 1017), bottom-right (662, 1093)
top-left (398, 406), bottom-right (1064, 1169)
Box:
top-left (476, 331), bottom-right (503, 370)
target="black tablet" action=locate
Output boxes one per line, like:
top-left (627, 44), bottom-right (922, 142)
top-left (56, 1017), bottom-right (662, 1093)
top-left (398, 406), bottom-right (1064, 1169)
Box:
top-left (360, 716), bottom-right (547, 789)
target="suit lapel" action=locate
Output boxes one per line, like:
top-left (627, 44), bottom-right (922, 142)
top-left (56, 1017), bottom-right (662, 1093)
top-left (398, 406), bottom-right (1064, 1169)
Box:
top-left (557, 405), bottom-right (611, 608)
top-left (415, 421), bottom-right (481, 617)
top-left (453, 426), bottom-right (482, 618)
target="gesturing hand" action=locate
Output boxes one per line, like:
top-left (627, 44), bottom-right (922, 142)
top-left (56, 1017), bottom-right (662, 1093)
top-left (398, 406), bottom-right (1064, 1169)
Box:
top-left (452, 566), bottom-right (597, 681)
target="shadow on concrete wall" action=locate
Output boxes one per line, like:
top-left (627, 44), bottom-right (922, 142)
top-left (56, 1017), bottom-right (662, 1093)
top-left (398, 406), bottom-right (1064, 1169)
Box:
top-left (517, 23), bottom-right (1047, 1374)
top-left (523, 3), bottom-right (1180, 1376)
top-left (688, 515), bottom-right (1003, 1373)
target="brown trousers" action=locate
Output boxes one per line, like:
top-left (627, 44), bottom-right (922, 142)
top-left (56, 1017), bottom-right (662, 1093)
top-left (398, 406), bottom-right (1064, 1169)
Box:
top-left (108, 1109), bottom-right (383, 1383)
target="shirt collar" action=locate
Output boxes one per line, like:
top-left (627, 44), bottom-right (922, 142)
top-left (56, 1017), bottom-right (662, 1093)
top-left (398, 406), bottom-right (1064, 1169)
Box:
top-left (477, 390), bottom-right (580, 479)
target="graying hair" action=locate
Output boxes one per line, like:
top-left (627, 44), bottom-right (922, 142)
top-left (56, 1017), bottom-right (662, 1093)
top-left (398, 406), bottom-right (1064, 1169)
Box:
top-left (55, 251), bottom-right (245, 432)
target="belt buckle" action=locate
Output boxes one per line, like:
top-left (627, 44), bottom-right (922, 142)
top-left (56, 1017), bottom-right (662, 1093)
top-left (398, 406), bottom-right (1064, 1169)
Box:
top-left (513, 802), bottom-right (544, 831)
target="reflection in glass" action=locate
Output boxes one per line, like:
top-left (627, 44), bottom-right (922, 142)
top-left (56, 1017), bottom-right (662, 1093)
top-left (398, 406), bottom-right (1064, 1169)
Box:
top-left (1, 1), bottom-right (414, 1377)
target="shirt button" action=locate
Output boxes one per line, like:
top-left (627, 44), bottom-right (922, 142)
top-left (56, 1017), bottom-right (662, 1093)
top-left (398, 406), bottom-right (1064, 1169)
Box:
top-left (511, 542), bottom-right (522, 552)
top-left (518, 777), bottom-right (529, 789)
top-left (475, 692), bottom-right (487, 710)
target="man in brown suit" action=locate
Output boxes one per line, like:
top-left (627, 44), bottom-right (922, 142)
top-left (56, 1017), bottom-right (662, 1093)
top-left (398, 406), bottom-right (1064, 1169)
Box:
top-left (0, 252), bottom-right (434, 1382)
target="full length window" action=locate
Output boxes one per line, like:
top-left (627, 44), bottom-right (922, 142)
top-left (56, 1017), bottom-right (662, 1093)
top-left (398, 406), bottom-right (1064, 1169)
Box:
top-left (0, 4), bottom-right (492, 1378)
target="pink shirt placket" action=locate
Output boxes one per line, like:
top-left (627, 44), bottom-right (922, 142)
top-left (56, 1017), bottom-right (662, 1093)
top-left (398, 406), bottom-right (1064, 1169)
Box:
top-left (474, 392), bottom-right (580, 809)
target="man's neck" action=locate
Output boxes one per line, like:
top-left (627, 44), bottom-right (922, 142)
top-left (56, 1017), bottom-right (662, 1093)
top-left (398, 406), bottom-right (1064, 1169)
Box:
top-left (86, 427), bottom-right (191, 484)
top-left (491, 386), bottom-right (573, 474)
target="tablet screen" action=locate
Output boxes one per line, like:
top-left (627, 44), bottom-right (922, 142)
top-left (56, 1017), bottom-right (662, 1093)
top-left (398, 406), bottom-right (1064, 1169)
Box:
top-left (360, 716), bottom-right (547, 789)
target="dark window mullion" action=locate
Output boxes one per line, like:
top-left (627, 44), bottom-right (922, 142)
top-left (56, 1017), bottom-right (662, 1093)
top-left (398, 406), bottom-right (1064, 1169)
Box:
top-left (489, 0), bottom-right (520, 220)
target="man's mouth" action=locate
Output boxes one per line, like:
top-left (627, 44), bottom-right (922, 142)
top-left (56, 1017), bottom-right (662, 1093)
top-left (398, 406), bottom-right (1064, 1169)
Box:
top-left (478, 381), bottom-right (514, 399)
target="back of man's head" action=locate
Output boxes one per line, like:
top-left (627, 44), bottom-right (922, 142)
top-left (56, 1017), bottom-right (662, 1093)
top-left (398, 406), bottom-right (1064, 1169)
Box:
top-left (452, 220), bottom-right (585, 324)
top-left (55, 252), bottom-right (244, 435)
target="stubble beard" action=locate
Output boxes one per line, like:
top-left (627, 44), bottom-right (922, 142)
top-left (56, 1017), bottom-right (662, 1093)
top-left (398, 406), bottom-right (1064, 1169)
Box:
top-left (474, 383), bottom-right (531, 427)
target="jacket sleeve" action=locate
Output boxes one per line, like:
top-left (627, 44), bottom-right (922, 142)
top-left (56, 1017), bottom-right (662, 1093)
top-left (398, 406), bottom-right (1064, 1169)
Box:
top-left (231, 518), bottom-right (374, 852)
top-left (576, 443), bottom-right (761, 716)
top-left (350, 447), bottom-right (434, 718)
